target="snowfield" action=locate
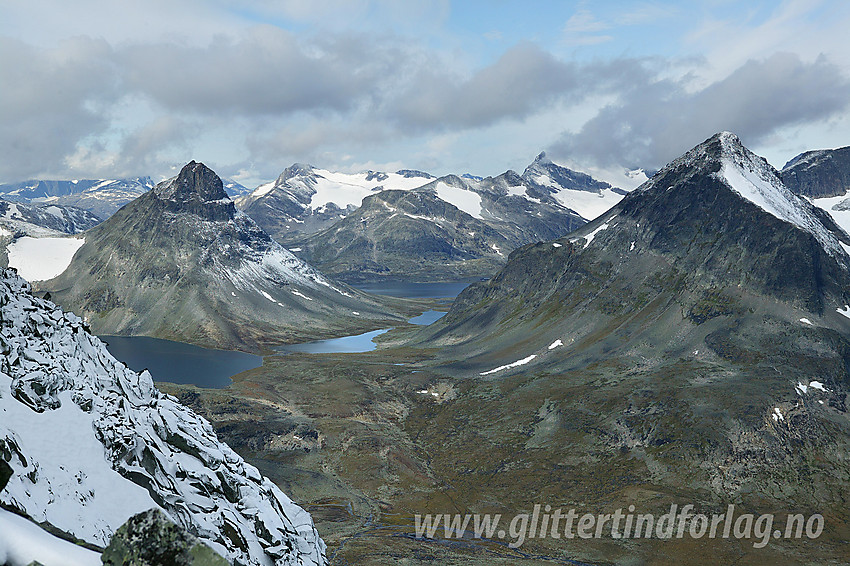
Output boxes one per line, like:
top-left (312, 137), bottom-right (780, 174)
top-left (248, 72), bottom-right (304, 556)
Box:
top-left (6, 236), bottom-right (85, 281)
top-left (0, 509), bottom-right (101, 566)
top-left (434, 182), bottom-right (484, 219)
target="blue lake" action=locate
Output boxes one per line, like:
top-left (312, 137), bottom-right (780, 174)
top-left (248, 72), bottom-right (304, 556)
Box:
top-left (99, 282), bottom-right (458, 386)
top-left (100, 335), bottom-right (262, 389)
top-left (277, 310), bottom-right (446, 354)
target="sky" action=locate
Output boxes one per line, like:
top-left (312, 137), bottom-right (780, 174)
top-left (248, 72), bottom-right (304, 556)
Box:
top-left (1, 0), bottom-right (850, 189)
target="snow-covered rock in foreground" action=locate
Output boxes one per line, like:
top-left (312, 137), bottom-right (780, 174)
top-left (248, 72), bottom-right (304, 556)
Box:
top-left (0, 269), bottom-right (326, 566)
top-left (0, 508), bottom-right (101, 566)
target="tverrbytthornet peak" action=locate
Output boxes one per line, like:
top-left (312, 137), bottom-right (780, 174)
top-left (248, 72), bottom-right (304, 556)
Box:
top-left (423, 131), bottom-right (850, 369)
top-left (0, 268), bottom-right (326, 565)
top-left (41, 161), bottom-right (405, 352)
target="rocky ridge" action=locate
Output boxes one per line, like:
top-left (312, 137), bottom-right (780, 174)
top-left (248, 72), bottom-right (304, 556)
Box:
top-left (0, 268), bottom-right (326, 565)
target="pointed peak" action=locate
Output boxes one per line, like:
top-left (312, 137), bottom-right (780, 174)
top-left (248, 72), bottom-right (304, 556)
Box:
top-left (278, 163), bottom-right (315, 183)
top-left (637, 132), bottom-right (845, 259)
top-left (716, 131), bottom-right (742, 145)
top-left (534, 151), bottom-right (551, 164)
top-left (155, 161), bottom-right (228, 204)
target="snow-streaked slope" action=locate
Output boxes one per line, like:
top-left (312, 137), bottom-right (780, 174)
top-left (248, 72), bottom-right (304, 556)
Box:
top-left (6, 236), bottom-right (85, 281)
top-left (0, 269), bottom-right (327, 566)
top-left (521, 151), bottom-right (627, 221)
top-left (549, 187), bottom-right (624, 221)
top-left (0, 199), bottom-right (100, 236)
top-left (241, 166), bottom-right (434, 211)
top-left (309, 168), bottom-right (433, 209)
top-left (0, 509), bottom-right (101, 566)
top-left (0, 178), bottom-right (154, 219)
top-left (636, 132), bottom-right (846, 260)
top-left (716, 132), bottom-right (844, 258)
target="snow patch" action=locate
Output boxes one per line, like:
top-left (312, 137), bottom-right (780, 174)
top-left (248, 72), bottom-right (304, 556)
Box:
top-left (837, 305), bottom-right (850, 319)
top-left (551, 187), bottom-right (624, 221)
top-left (548, 339), bottom-right (563, 350)
top-left (572, 222), bottom-right (609, 249)
top-left (6, 236), bottom-right (85, 281)
top-left (772, 407), bottom-right (784, 422)
top-left (552, 242), bottom-right (562, 248)
top-left (480, 354), bottom-right (537, 375)
top-left (434, 182), bottom-right (483, 219)
top-left (800, 318), bottom-right (813, 325)
top-left (292, 289), bottom-right (313, 301)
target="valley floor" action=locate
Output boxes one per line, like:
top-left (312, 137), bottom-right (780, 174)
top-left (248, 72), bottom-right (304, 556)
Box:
top-left (158, 319), bottom-right (850, 566)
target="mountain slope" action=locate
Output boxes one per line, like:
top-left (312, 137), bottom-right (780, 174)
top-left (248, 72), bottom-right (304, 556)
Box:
top-left (404, 134), bottom-right (850, 555)
top-left (0, 268), bottom-right (326, 565)
top-left (520, 151), bottom-right (627, 220)
top-left (0, 199), bottom-right (100, 236)
top-left (426, 131), bottom-right (850, 360)
top-left (0, 200), bottom-right (99, 279)
top-left (42, 161), bottom-right (407, 352)
top-left (782, 145), bottom-right (850, 198)
top-left (289, 189), bottom-right (513, 282)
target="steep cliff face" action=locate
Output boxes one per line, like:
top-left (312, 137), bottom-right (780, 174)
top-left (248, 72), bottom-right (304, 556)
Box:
top-left (0, 268), bottom-right (326, 565)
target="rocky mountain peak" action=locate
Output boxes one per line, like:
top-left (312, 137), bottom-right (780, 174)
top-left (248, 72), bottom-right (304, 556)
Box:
top-left (150, 161), bottom-right (235, 221)
top-left (278, 163), bottom-right (315, 184)
top-left (533, 151), bottom-right (551, 164)
top-left (637, 131), bottom-right (847, 259)
top-left (521, 151), bottom-right (614, 194)
top-left (155, 161), bottom-right (227, 203)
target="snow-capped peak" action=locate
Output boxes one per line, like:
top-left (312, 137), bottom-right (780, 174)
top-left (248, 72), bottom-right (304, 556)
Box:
top-left (638, 132), bottom-right (846, 259)
top-left (715, 132), bottom-right (845, 258)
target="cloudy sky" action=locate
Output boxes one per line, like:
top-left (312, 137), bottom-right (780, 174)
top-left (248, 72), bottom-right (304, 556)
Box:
top-left (2, 0), bottom-right (849, 188)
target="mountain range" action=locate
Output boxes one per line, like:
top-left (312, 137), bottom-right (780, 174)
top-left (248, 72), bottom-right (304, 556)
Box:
top-left (242, 153), bottom-right (625, 282)
top-left (39, 161), bottom-right (410, 352)
top-left (0, 176), bottom-right (250, 219)
top-left (6, 133), bottom-right (850, 564)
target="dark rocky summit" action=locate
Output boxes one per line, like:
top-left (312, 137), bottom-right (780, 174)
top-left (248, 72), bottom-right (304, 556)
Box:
top-left (782, 145), bottom-right (850, 198)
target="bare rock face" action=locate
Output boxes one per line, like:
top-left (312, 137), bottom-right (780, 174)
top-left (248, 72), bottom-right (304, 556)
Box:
top-left (0, 459), bottom-right (11, 492)
top-left (101, 509), bottom-right (229, 566)
top-left (152, 162), bottom-right (235, 222)
top-left (782, 146), bottom-right (850, 198)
